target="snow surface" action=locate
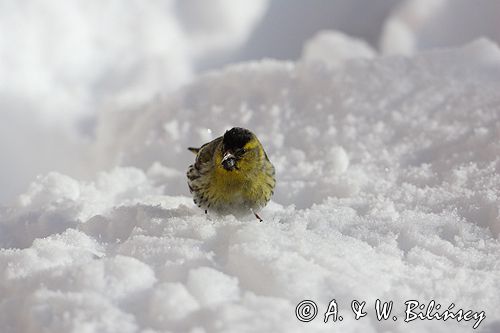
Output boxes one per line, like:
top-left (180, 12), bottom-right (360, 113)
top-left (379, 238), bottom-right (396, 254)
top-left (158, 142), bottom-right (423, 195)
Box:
top-left (1, 36), bottom-right (499, 332)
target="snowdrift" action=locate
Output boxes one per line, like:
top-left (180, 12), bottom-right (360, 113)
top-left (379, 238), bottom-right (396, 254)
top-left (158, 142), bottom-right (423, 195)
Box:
top-left (0, 39), bottom-right (499, 332)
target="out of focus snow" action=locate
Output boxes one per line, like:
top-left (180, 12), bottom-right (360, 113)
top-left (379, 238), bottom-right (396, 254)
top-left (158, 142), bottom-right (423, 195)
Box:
top-left (0, 0), bottom-right (268, 202)
top-left (302, 31), bottom-right (376, 67)
top-left (381, 0), bottom-right (500, 55)
top-left (1, 1), bottom-right (500, 333)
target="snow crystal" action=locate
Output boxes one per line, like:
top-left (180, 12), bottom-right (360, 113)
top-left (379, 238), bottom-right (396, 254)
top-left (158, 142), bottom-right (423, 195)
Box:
top-left (187, 267), bottom-right (240, 306)
top-left (147, 282), bottom-right (200, 324)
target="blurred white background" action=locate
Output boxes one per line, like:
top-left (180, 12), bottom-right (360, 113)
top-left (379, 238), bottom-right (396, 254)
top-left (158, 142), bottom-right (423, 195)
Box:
top-left (1, 0), bottom-right (499, 203)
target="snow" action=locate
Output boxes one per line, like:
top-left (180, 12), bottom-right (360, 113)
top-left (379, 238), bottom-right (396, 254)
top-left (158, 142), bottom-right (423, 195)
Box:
top-left (1, 35), bottom-right (499, 332)
top-left (0, 0), bottom-right (268, 202)
top-left (1, 2), bottom-right (500, 333)
top-left (381, 0), bottom-right (500, 55)
top-left (302, 31), bottom-right (376, 67)
top-left (1, 0), bottom-right (499, 204)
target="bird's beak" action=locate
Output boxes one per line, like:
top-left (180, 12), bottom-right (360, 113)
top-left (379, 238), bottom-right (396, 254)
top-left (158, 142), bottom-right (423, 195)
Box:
top-left (222, 152), bottom-right (236, 171)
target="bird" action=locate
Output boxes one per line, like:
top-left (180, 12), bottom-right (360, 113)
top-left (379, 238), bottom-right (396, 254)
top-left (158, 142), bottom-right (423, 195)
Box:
top-left (187, 127), bottom-right (275, 221)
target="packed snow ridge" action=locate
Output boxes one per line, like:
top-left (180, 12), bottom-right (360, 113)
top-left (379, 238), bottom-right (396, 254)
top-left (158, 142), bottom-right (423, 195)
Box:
top-left (1, 39), bottom-right (500, 333)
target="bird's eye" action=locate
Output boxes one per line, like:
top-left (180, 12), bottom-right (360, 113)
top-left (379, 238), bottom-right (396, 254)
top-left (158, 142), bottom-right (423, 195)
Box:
top-left (236, 148), bottom-right (246, 156)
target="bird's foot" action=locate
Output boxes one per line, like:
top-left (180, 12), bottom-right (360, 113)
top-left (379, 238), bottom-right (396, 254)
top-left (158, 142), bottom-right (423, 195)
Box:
top-left (253, 211), bottom-right (263, 222)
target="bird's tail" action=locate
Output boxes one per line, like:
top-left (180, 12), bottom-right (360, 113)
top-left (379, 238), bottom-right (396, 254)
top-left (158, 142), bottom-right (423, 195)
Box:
top-left (188, 147), bottom-right (200, 154)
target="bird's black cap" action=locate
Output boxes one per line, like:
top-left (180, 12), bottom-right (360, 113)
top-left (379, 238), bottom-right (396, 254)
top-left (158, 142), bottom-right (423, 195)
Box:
top-left (223, 127), bottom-right (253, 151)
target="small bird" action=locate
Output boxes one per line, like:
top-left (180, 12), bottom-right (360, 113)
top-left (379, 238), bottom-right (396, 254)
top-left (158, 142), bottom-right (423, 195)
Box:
top-left (187, 127), bottom-right (275, 221)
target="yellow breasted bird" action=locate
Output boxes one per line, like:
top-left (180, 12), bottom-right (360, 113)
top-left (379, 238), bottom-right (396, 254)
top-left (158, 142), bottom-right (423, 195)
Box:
top-left (187, 127), bottom-right (275, 221)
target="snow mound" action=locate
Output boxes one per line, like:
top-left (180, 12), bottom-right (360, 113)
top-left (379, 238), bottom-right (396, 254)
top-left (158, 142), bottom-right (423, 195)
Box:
top-left (1, 39), bottom-right (500, 332)
top-left (302, 30), bottom-right (376, 67)
top-left (381, 0), bottom-right (500, 55)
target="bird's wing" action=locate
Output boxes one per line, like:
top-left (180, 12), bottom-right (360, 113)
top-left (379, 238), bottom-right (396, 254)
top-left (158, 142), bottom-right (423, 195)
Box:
top-left (195, 136), bottom-right (222, 168)
top-left (188, 135), bottom-right (222, 154)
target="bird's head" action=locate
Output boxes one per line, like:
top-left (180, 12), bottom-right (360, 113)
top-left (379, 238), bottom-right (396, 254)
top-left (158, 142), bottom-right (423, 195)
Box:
top-left (220, 127), bottom-right (261, 172)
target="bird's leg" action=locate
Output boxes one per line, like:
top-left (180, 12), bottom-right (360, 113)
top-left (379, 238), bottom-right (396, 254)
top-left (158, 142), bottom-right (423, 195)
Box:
top-left (253, 211), bottom-right (263, 222)
top-left (204, 209), bottom-right (214, 222)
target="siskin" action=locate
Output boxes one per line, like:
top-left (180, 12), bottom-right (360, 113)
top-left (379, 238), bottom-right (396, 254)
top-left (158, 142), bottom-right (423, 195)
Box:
top-left (187, 127), bottom-right (275, 221)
